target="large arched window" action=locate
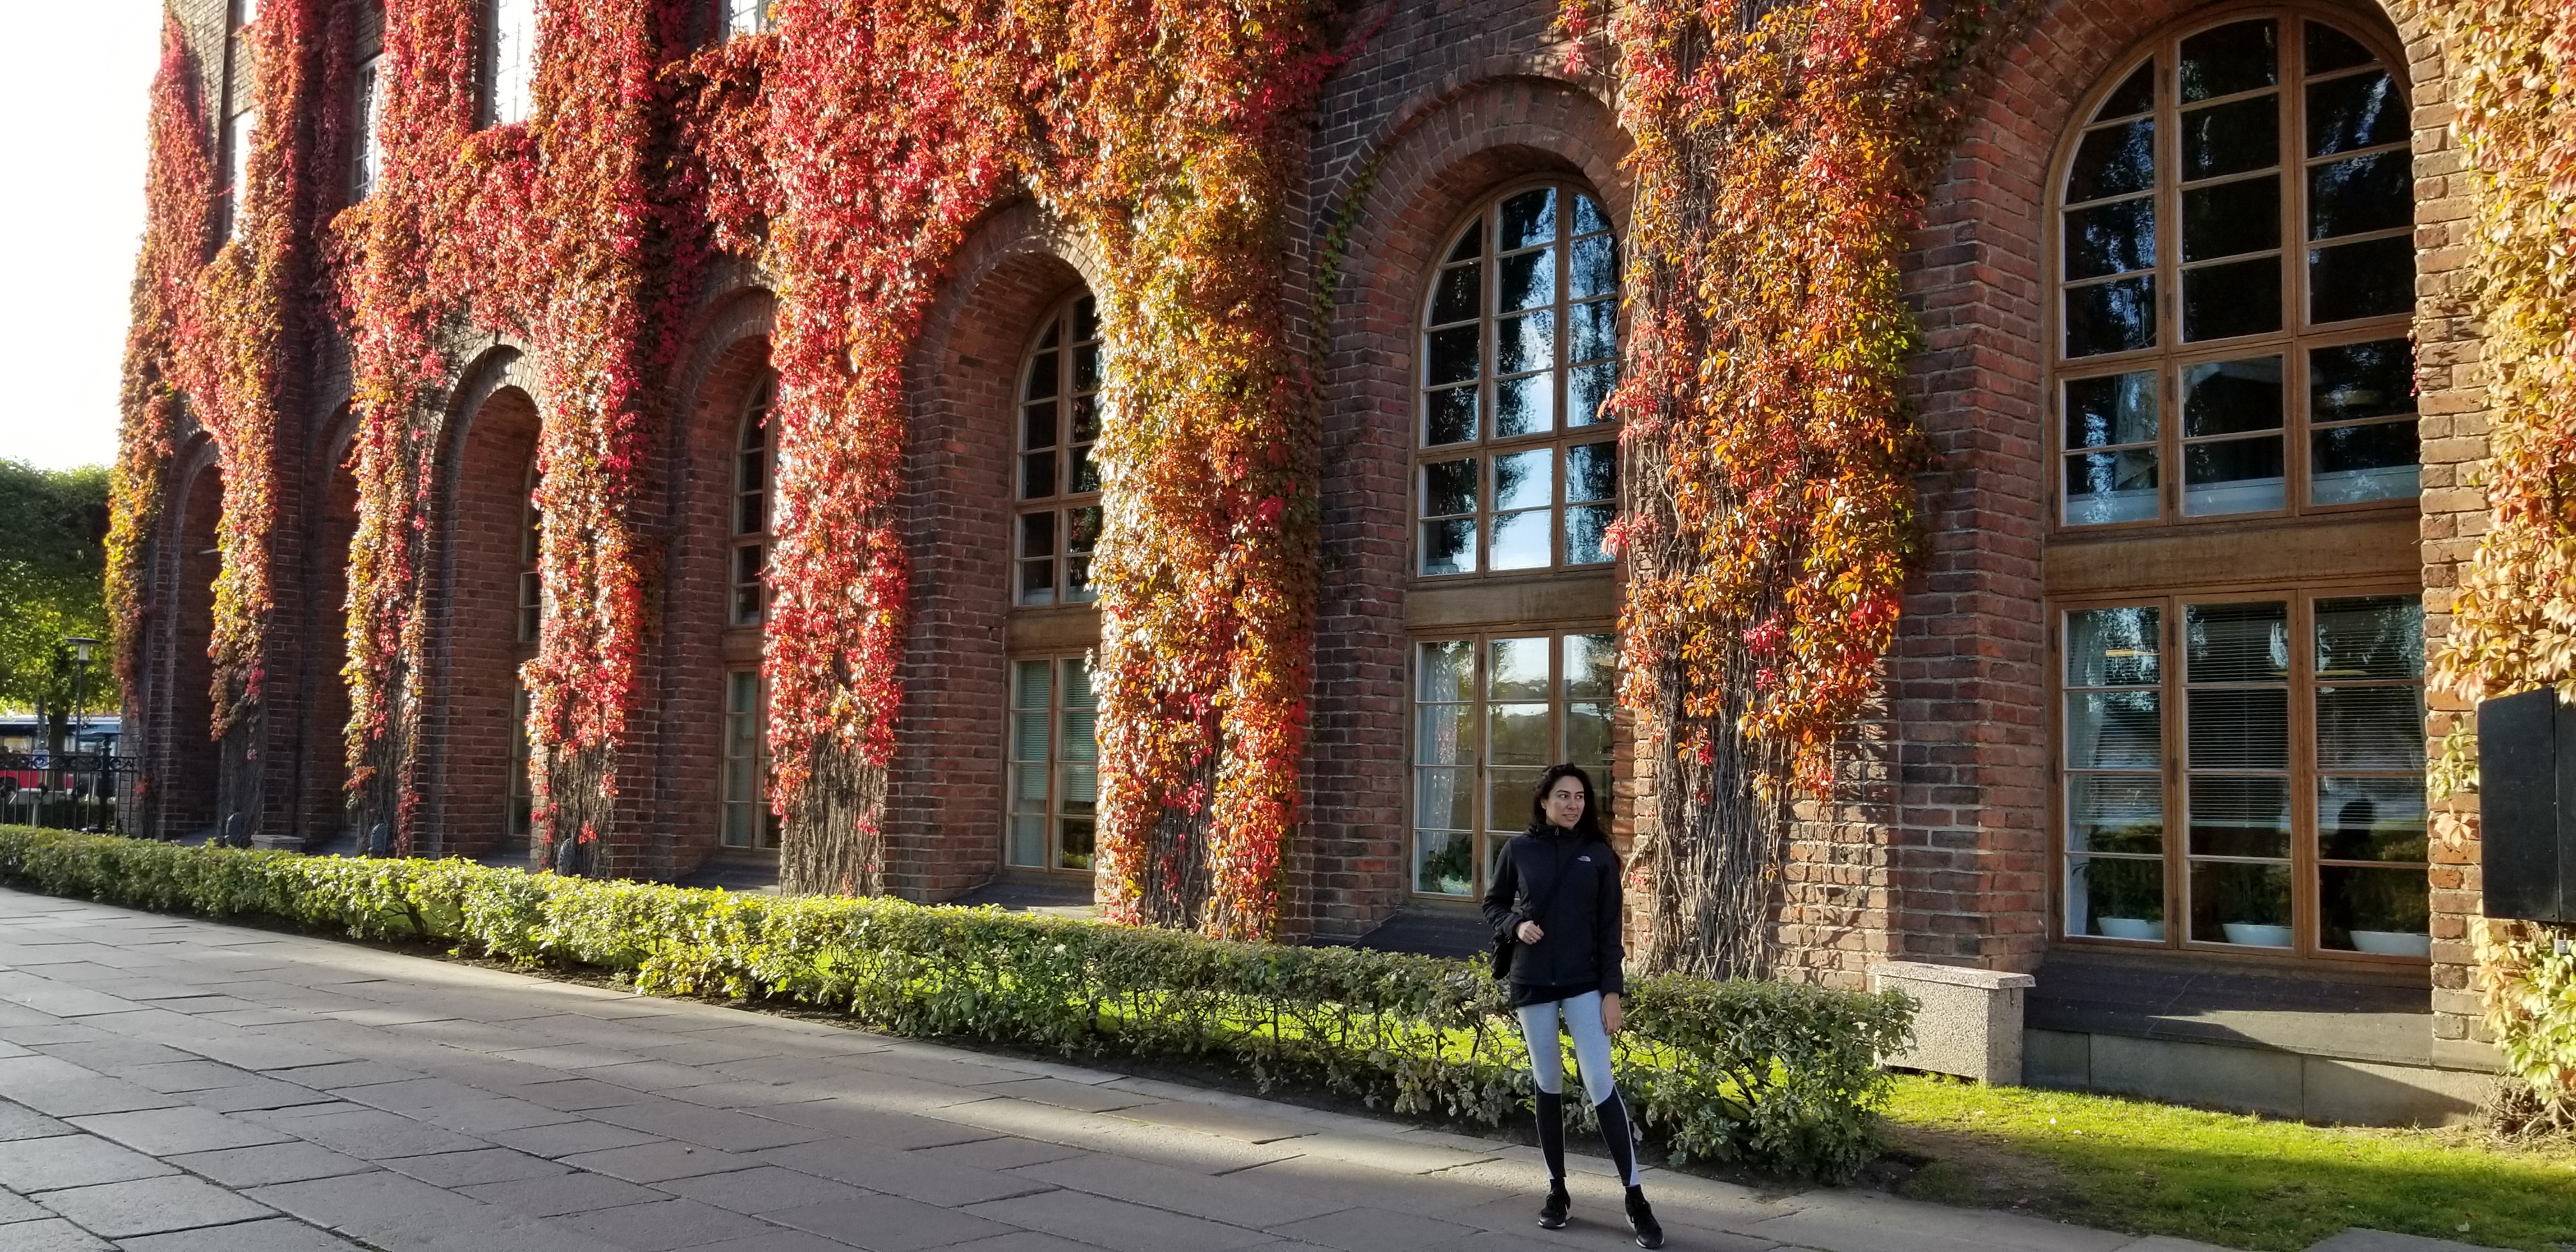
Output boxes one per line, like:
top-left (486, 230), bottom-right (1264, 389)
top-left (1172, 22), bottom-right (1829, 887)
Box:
top-left (1409, 182), bottom-right (1621, 900)
top-left (721, 376), bottom-right (778, 851)
top-left (2052, 11), bottom-right (2426, 963)
top-left (1006, 293), bottom-right (1107, 874)
top-left (2057, 11), bottom-right (2416, 526)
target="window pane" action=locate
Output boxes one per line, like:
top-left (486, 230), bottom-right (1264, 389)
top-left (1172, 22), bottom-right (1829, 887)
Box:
top-left (1009, 811), bottom-right (1046, 867)
top-left (1073, 342), bottom-right (1102, 392)
top-left (2070, 774), bottom-right (2163, 853)
top-left (1570, 299), bottom-right (1616, 364)
top-left (1566, 701), bottom-right (1613, 770)
top-left (2190, 860), bottom-right (2293, 945)
top-left (2096, 61), bottom-right (2156, 121)
top-left (1494, 448), bottom-right (1551, 511)
top-left (1496, 374), bottom-right (1554, 437)
top-left (2304, 22), bottom-right (2376, 75)
top-left (1070, 394), bottom-right (1100, 443)
top-left (1418, 639), bottom-right (1474, 703)
top-left (1491, 637), bottom-right (1549, 699)
top-left (2181, 176), bottom-right (2279, 262)
top-left (1566, 442), bottom-right (1615, 503)
top-left (2066, 197), bottom-right (2156, 279)
top-left (1567, 505), bottom-right (1614, 563)
top-left (2189, 774), bottom-right (2291, 857)
top-left (2066, 372), bottom-right (2158, 448)
top-left (1426, 324), bottom-right (1480, 387)
top-left (1025, 354), bottom-right (1059, 402)
top-left (1013, 659), bottom-right (1051, 709)
top-left (1567, 634), bottom-right (1616, 698)
top-left (1416, 827), bottom-right (1475, 896)
top-left (1022, 450), bottom-right (1057, 499)
top-left (1417, 767), bottom-right (1474, 831)
top-left (2183, 436), bottom-right (2285, 514)
top-left (2182, 356), bottom-right (2284, 438)
top-left (1574, 194), bottom-right (1610, 236)
top-left (1500, 248), bottom-right (1556, 311)
top-left (2308, 151), bottom-right (2411, 240)
top-left (1568, 362), bottom-right (1617, 427)
top-left (1498, 310), bottom-right (1554, 376)
top-left (2309, 236), bottom-right (2413, 323)
top-left (2188, 601), bottom-right (2290, 682)
top-left (2182, 257), bottom-right (2281, 340)
top-left (2066, 452), bottom-right (2159, 524)
top-left (1422, 458), bottom-right (1477, 516)
top-left (1067, 446), bottom-right (1098, 495)
top-left (1426, 386), bottom-right (1478, 446)
top-left (1417, 702), bottom-right (1473, 767)
top-left (2317, 686), bottom-right (2425, 772)
top-left (1570, 235), bottom-right (1618, 298)
top-left (2319, 865), bottom-right (2428, 953)
top-left (2067, 607), bottom-right (2161, 687)
top-left (1490, 510), bottom-right (1549, 570)
top-left (1489, 768), bottom-right (1545, 833)
top-left (1011, 711), bottom-right (1050, 763)
top-left (1500, 189), bottom-right (1557, 250)
top-left (2067, 690), bottom-right (2161, 768)
top-left (1019, 558), bottom-right (1055, 605)
top-left (2181, 96), bottom-right (2280, 180)
top-left (1421, 519), bottom-right (1476, 575)
top-left (1022, 401), bottom-right (1055, 450)
top-left (1489, 703), bottom-right (1551, 766)
top-left (2189, 689), bottom-right (2290, 769)
top-left (2311, 339), bottom-right (2416, 420)
top-left (2315, 595), bottom-right (2423, 679)
top-left (2069, 855), bottom-right (2167, 938)
top-left (1447, 220), bottom-right (1482, 263)
top-left (1430, 263), bottom-right (1480, 325)
top-left (2066, 276), bottom-right (2156, 357)
top-left (2307, 70), bottom-right (2404, 158)
top-left (2320, 775), bottom-right (2428, 862)
top-left (2067, 119), bottom-right (2156, 202)
top-left (2311, 422), bottom-right (2419, 503)
top-left (2179, 19), bottom-right (2278, 103)
top-left (1059, 814), bottom-right (1095, 871)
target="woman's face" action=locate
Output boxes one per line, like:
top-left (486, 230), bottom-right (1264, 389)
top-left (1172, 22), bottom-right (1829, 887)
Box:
top-left (1543, 777), bottom-right (1588, 830)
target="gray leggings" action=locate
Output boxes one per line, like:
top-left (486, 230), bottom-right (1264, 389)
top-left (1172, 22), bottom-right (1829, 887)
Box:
top-left (1515, 990), bottom-right (1618, 1106)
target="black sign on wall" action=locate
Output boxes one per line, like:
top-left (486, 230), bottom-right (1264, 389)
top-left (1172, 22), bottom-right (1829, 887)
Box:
top-left (2478, 689), bottom-right (2576, 924)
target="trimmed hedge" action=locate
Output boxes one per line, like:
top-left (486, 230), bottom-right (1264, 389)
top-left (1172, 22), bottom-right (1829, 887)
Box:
top-left (0, 827), bottom-right (1912, 1181)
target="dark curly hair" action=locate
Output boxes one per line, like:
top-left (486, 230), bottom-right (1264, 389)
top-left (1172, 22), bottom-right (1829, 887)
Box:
top-left (1528, 763), bottom-right (1606, 840)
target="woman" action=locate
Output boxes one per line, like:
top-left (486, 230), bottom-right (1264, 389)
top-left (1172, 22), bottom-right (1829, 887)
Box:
top-left (1482, 763), bottom-right (1662, 1248)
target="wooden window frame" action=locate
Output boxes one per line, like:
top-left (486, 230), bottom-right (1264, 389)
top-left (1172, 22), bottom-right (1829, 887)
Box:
top-left (1411, 179), bottom-right (1622, 583)
top-left (1407, 627), bottom-right (1618, 902)
top-left (719, 668), bottom-right (778, 850)
top-left (2047, 6), bottom-right (2418, 535)
top-left (1013, 293), bottom-right (1105, 611)
top-left (516, 456), bottom-right (542, 645)
top-left (730, 377), bottom-right (774, 628)
top-left (1003, 655), bottom-right (1099, 878)
top-left (2050, 581), bottom-right (2428, 965)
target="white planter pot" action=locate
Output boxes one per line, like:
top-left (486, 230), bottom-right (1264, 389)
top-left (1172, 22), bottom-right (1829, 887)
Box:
top-left (2222, 922), bottom-right (2293, 948)
top-left (2097, 917), bottom-right (2165, 942)
top-left (2348, 929), bottom-right (2432, 958)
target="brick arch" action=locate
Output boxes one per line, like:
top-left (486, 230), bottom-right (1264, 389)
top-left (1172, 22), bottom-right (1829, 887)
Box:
top-left (1879, 0), bottom-right (2440, 981)
top-left (646, 290), bottom-right (779, 880)
top-left (419, 347), bottom-right (544, 859)
top-left (882, 199), bottom-right (1098, 901)
top-left (142, 438), bottom-right (225, 841)
top-left (291, 403), bottom-right (365, 848)
top-left (1294, 77), bottom-right (1632, 942)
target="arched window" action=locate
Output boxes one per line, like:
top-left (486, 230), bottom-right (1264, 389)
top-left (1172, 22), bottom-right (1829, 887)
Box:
top-left (2057, 11), bottom-right (2416, 526)
top-left (1409, 182), bottom-right (1621, 899)
top-left (2053, 11), bottom-right (2426, 963)
top-left (731, 378), bottom-right (772, 627)
top-left (1015, 294), bottom-right (1105, 607)
top-left (1006, 293), bottom-right (1106, 874)
top-left (510, 456), bottom-right (540, 846)
top-left (721, 376), bottom-right (777, 851)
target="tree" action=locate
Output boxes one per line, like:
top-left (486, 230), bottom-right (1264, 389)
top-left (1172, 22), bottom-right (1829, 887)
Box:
top-left (0, 461), bottom-right (116, 740)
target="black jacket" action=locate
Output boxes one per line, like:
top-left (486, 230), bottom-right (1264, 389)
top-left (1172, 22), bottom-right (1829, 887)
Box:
top-left (1481, 823), bottom-right (1625, 1003)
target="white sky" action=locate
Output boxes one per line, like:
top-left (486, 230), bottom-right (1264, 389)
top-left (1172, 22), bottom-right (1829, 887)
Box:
top-left (0, 3), bottom-right (164, 472)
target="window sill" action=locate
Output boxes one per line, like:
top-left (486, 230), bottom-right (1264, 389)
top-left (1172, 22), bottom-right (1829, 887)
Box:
top-left (1406, 569), bottom-right (1616, 630)
top-left (1007, 605), bottom-right (1101, 653)
top-left (2045, 510), bottom-right (2418, 597)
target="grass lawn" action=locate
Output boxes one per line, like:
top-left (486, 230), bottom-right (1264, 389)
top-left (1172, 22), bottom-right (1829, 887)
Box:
top-left (1876, 1074), bottom-right (2576, 1251)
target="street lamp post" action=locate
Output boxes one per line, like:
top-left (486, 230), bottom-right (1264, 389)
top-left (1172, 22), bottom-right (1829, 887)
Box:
top-left (62, 637), bottom-right (97, 831)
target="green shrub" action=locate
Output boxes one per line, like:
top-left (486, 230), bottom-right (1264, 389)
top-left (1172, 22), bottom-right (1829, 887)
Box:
top-left (0, 826), bottom-right (1912, 1182)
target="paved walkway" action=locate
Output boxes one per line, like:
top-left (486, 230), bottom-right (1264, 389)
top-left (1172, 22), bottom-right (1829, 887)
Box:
top-left (0, 887), bottom-right (2234, 1252)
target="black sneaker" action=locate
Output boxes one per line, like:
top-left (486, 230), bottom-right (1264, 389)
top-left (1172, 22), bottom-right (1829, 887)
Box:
top-left (1624, 1186), bottom-right (1663, 1249)
top-left (1538, 1182), bottom-right (1570, 1229)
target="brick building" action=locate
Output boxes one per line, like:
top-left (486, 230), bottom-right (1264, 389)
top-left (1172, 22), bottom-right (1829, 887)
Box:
top-left (126, 0), bottom-right (2509, 1120)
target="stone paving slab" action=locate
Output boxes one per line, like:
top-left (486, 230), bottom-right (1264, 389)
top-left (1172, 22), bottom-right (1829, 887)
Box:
top-left (0, 884), bottom-right (2341, 1252)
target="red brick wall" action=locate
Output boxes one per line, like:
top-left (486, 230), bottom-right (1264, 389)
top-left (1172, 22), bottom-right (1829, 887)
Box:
top-left (420, 362), bottom-right (540, 859)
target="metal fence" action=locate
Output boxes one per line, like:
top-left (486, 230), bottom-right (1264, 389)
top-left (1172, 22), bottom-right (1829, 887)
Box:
top-left (0, 752), bottom-right (141, 834)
